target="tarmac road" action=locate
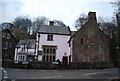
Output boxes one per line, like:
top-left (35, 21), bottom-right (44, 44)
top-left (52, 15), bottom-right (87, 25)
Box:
top-left (4, 68), bottom-right (119, 80)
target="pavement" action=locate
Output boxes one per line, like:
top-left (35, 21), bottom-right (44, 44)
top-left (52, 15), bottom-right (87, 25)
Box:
top-left (4, 68), bottom-right (119, 80)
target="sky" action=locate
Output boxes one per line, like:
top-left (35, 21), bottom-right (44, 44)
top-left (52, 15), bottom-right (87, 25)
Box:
top-left (0, 0), bottom-right (115, 30)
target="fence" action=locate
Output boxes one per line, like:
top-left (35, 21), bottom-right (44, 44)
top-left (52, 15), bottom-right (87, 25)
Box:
top-left (2, 60), bottom-right (118, 70)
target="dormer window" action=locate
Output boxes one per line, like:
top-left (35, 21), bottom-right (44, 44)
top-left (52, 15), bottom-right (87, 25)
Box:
top-left (22, 45), bottom-right (26, 50)
top-left (47, 35), bottom-right (53, 41)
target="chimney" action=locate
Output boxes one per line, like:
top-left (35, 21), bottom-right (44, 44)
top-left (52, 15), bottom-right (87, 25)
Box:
top-left (49, 21), bottom-right (54, 26)
top-left (88, 12), bottom-right (97, 23)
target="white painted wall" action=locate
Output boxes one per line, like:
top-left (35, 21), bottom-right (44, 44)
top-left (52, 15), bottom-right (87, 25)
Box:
top-left (37, 33), bottom-right (70, 62)
top-left (14, 46), bottom-right (35, 61)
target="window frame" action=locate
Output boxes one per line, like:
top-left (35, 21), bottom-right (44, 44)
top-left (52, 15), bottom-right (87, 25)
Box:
top-left (47, 35), bottom-right (53, 41)
top-left (81, 39), bottom-right (84, 45)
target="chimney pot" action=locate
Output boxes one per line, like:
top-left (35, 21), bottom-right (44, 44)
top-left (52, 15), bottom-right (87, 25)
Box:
top-left (49, 21), bottom-right (54, 26)
top-left (88, 12), bottom-right (97, 23)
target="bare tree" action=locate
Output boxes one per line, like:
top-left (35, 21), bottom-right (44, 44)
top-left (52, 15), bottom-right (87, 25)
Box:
top-left (74, 13), bottom-right (88, 30)
top-left (13, 16), bottom-right (32, 34)
top-left (32, 16), bottom-right (49, 34)
top-left (53, 20), bottom-right (66, 27)
top-left (111, 0), bottom-right (120, 50)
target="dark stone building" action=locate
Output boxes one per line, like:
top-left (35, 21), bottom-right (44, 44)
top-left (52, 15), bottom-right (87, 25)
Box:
top-left (2, 29), bottom-right (17, 62)
top-left (0, 27), bottom-right (2, 66)
top-left (70, 12), bottom-right (110, 62)
top-left (1, 22), bottom-right (31, 65)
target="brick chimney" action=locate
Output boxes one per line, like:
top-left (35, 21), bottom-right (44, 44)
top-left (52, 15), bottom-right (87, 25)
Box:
top-left (88, 12), bottom-right (97, 23)
top-left (49, 21), bottom-right (54, 26)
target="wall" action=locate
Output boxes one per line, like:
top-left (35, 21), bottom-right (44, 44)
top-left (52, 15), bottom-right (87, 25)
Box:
top-left (0, 29), bottom-right (2, 67)
top-left (2, 30), bottom-right (17, 61)
top-left (71, 12), bottom-right (110, 62)
top-left (14, 47), bottom-right (35, 61)
top-left (36, 33), bottom-right (70, 62)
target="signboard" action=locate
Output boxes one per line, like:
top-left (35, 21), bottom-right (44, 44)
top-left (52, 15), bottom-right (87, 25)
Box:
top-left (22, 62), bottom-right (28, 64)
top-left (14, 61), bottom-right (18, 64)
top-left (52, 62), bottom-right (59, 64)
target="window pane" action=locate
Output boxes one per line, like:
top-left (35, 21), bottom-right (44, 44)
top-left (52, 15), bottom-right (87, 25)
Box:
top-left (46, 55), bottom-right (49, 62)
top-left (53, 48), bottom-right (56, 54)
top-left (47, 35), bottom-right (53, 41)
top-left (50, 48), bottom-right (52, 53)
top-left (53, 56), bottom-right (55, 62)
top-left (51, 35), bottom-right (53, 41)
top-left (81, 39), bottom-right (83, 45)
top-left (50, 56), bottom-right (52, 62)
top-left (43, 55), bottom-right (45, 61)
top-left (47, 48), bottom-right (49, 53)
top-left (43, 48), bottom-right (46, 53)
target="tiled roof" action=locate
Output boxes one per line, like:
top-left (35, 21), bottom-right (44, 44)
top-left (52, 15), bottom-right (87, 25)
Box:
top-left (16, 39), bottom-right (36, 49)
top-left (71, 31), bottom-right (76, 36)
top-left (38, 25), bottom-right (70, 35)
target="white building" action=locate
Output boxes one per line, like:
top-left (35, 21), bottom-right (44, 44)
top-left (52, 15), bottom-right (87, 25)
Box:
top-left (14, 39), bottom-right (36, 62)
top-left (36, 22), bottom-right (71, 63)
top-left (14, 22), bottom-right (71, 63)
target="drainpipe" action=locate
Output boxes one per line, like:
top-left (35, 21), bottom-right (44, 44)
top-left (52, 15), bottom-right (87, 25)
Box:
top-left (35, 34), bottom-right (40, 60)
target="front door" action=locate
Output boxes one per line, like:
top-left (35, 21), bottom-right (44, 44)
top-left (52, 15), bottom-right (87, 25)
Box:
top-left (62, 56), bottom-right (68, 65)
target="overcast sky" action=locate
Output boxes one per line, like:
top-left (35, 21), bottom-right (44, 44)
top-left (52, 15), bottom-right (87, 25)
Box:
top-left (0, 0), bottom-right (115, 30)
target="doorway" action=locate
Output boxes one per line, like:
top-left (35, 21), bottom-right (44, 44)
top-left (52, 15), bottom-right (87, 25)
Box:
top-left (62, 56), bottom-right (68, 65)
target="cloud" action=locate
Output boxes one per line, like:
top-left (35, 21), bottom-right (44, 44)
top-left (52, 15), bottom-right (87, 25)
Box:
top-left (0, 0), bottom-right (114, 30)
top-left (0, 1), bottom-right (24, 23)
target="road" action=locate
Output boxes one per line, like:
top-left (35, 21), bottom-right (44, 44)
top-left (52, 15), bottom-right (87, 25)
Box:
top-left (5, 68), bottom-right (119, 80)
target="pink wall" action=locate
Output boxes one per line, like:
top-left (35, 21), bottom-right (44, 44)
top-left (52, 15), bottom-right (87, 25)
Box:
top-left (37, 33), bottom-right (71, 62)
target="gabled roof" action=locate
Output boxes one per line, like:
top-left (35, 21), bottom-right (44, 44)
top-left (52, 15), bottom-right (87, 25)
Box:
top-left (38, 25), bottom-right (71, 35)
top-left (1, 28), bottom-right (18, 41)
top-left (68, 12), bottom-right (109, 42)
top-left (12, 27), bottom-right (29, 41)
top-left (16, 39), bottom-right (36, 49)
top-left (71, 31), bottom-right (77, 36)
top-left (0, 22), bottom-right (29, 41)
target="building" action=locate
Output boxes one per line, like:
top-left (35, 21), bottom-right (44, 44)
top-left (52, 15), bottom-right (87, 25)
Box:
top-left (0, 27), bottom-right (2, 67)
top-left (14, 39), bottom-right (36, 62)
top-left (1, 22), bottom-right (29, 63)
top-left (36, 22), bottom-right (71, 63)
top-left (2, 29), bottom-right (17, 62)
top-left (69, 12), bottom-right (110, 62)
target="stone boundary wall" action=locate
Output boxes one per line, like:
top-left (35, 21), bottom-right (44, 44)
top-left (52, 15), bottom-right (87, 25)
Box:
top-left (2, 61), bottom-right (118, 70)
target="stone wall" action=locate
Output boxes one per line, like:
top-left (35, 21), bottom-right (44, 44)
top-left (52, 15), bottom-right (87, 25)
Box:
top-left (3, 61), bottom-right (115, 69)
top-left (72, 12), bottom-right (110, 62)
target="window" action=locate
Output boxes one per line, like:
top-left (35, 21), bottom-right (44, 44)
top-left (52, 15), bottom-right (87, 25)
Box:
top-left (3, 42), bottom-right (8, 49)
top-left (50, 56), bottom-right (52, 62)
top-left (47, 35), bottom-right (53, 41)
top-left (81, 39), bottom-right (83, 45)
top-left (43, 48), bottom-right (46, 53)
top-left (42, 46), bottom-right (57, 62)
top-left (22, 45), bottom-right (26, 50)
top-left (2, 33), bottom-right (6, 38)
top-left (7, 34), bottom-right (10, 39)
top-left (9, 43), bottom-right (12, 48)
top-left (53, 48), bottom-right (56, 54)
top-left (53, 56), bottom-right (55, 62)
top-left (18, 55), bottom-right (25, 61)
top-left (50, 48), bottom-right (52, 53)
top-left (47, 48), bottom-right (49, 53)
top-left (43, 55), bottom-right (45, 61)
top-left (46, 55), bottom-right (49, 62)
top-left (43, 47), bottom-right (56, 54)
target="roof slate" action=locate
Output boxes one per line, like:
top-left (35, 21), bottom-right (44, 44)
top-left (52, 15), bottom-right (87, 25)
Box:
top-left (16, 39), bottom-right (36, 49)
top-left (37, 25), bottom-right (70, 35)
